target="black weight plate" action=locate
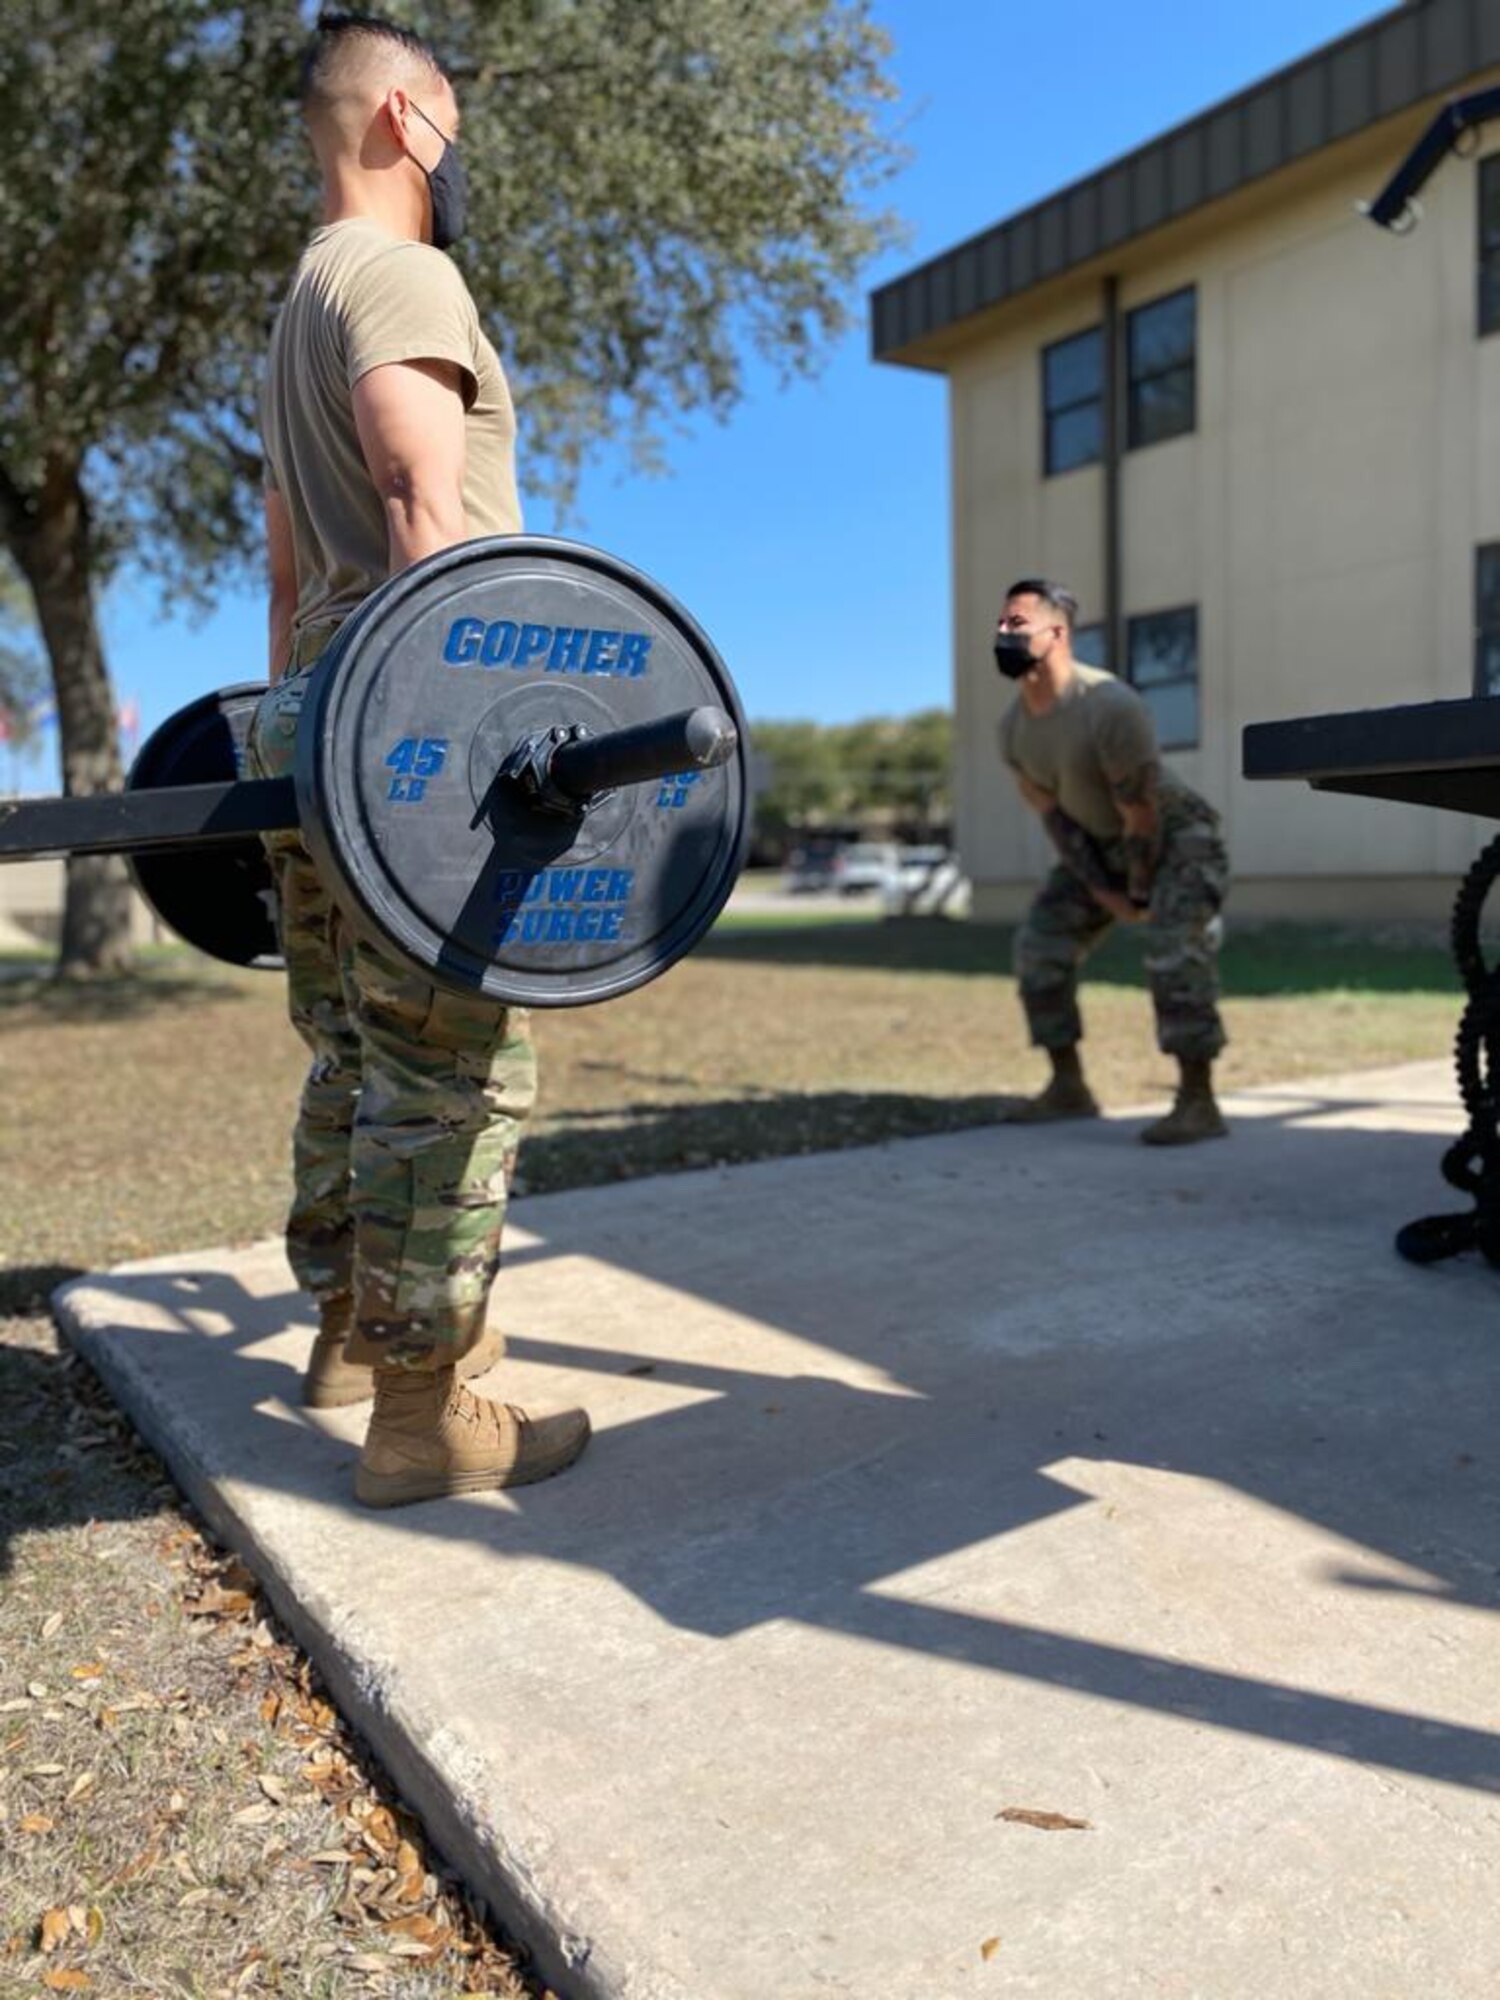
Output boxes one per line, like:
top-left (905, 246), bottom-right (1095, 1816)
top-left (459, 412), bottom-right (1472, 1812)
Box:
top-left (127, 685), bottom-right (282, 968)
top-left (297, 538), bottom-right (749, 1007)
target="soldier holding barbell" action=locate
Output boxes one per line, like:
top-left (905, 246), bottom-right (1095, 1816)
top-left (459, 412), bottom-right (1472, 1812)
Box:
top-left (994, 578), bottom-right (1231, 1145)
top-left (249, 10), bottom-right (591, 1505)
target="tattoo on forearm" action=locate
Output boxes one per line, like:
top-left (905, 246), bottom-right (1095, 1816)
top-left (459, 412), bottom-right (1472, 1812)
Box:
top-left (1111, 761), bottom-right (1162, 901)
top-left (1110, 759), bottom-right (1161, 808)
top-left (1043, 808), bottom-right (1116, 892)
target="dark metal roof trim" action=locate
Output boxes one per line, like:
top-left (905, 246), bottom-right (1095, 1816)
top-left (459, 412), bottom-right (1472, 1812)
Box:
top-left (871, 0), bottom-right (1500, 365)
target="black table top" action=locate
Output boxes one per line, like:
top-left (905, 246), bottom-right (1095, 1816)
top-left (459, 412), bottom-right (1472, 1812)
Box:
top-left (1242, 695), bottom-right (1500, 821)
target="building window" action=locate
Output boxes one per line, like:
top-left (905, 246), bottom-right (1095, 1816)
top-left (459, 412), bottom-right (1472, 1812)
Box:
top-left (1073, 622), bottom-right (1108, 668)
top-left (1127, 287), bottom-right (1196, 449)
top-left (1480, 158), bottom-right (1500, 336)
top-left (1043, 328), bottom-right (1103, 474)
top-left (1477, 545), bottom-right (1500, 693)
top-left (1127, 606), bottom-right (1199, 749)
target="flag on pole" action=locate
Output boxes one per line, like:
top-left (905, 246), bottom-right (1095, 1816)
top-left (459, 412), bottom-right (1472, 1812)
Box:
top-left (119, 694), bottom-right (140, 748)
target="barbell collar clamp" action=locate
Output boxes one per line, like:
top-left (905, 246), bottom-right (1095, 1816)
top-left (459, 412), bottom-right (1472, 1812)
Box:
top-left (500, 704), bottom-right (739, 820)
top-left (496, 723), bottom-right (605, 821)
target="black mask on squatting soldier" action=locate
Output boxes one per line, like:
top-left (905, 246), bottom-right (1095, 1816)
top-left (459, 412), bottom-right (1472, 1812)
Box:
top-left (411, 102), bottom-right (469, 251)
top-left (993, 631), bottom-right (1041, 680)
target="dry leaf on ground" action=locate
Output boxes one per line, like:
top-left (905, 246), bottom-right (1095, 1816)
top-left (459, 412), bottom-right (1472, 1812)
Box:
top-left (231, 1801), bottom-right (278, 1827)
top-left (996, 1806), bottom-right (1092, 1831)
top-left (382, 1915), bottom-right (447, 1947)
top-left (182, 1583), bottom-right (255, 1620)
top-left (38, 1908), bottom-right (71, 1953)
top-left (362, 1805), bottom-right (400, 1854)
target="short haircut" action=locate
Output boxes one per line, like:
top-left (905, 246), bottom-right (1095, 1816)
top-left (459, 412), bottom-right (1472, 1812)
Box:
top-left (1004, 578), bottom-right (1079, 632)
top-left (300, 10), bottom-right (448, 115)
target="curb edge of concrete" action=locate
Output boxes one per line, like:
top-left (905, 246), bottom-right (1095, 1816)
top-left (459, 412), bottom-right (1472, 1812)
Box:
top-left (50, 1272), bottom-right (690, 2000)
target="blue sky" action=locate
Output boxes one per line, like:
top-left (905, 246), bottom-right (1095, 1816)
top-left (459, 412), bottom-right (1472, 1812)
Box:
top-left (14, 0), bottom-right (1381, 790)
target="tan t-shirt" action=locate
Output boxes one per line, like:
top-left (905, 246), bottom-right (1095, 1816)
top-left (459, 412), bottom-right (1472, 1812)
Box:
top-left (260, 218), bottom-right (521, 647)
top-left (999, 664), bottom-right (1202, 840)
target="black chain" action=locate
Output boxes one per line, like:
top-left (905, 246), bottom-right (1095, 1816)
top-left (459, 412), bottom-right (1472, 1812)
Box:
top-left (1395, 832), bottom-right (1500, 1267)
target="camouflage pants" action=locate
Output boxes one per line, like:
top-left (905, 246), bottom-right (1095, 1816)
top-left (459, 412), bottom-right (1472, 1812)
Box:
top-left (1014, 797), bottom-right (1229, 1061)
top-left (249, 668), bottom-right (537, 1370)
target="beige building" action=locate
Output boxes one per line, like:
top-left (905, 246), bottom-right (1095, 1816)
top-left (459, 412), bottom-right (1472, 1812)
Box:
top-left (873, 0), bottom-right (1500, 921)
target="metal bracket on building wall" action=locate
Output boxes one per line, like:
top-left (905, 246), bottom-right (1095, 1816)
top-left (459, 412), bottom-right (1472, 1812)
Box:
top-left (1359, 84), bottom-right (1500, 231)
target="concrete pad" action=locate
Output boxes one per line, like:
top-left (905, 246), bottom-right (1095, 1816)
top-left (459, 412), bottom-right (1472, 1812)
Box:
top-left (54, 1060), bottom-right (1500, 1999)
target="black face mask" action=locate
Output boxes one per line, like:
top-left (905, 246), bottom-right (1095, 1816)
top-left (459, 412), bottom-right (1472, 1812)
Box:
top-left (411, 102), bottom-right (469, 251)
top-left (993, 631), bottom-right (1037, 681)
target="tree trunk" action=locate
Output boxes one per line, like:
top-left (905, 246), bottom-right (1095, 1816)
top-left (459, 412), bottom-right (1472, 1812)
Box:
top-left (11, 458), bottom-right (133, 978)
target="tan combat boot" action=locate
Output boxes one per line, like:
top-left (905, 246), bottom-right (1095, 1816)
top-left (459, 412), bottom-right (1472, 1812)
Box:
top-left (1004, 1045), bottom-right (1100, 1124)
top-left (302, 1299), bottom-right (503, 1410)
top-left (1140, 1058), bottom-right (1228, 1146)
top-left (355, 1367), bottom-right (591, 1509)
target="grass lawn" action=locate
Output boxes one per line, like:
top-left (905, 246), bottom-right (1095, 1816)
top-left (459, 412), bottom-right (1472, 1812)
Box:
top-left (0, 914), bottom-right (1467, 1997)
top-left (0, 914), bottom-right (1467, 1299)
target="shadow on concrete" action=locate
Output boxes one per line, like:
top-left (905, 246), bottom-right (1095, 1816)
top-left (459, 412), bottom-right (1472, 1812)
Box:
top-left (55, 1097), bottom-right (1500, 1796)
top-left (702, 917), bottom-right (1462, 998)
top-left (520, 1089), bottom-right (1007, 1193)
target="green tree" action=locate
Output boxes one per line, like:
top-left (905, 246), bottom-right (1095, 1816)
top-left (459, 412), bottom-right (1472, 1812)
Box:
top-left (751, 708), bottom-right (953, 853)
top-left (0, 0), bottom-right (900, 974)
top-left (876, 705), bottom-right (951, 834)
top-left (0, 559), bottom-right (47, 761)
top-left (752, 719), bottom-right (846, 846)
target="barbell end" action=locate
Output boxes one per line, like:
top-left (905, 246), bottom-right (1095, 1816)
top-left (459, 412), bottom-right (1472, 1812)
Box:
top-left (679, 705), bottom-right (739, 772)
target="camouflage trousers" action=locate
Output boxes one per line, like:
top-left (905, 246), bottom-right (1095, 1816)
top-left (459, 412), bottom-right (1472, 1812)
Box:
top-left (248, 668), bottom-right (537, 1371)
top-left (1014, 796), bottom-right (1229, 1061)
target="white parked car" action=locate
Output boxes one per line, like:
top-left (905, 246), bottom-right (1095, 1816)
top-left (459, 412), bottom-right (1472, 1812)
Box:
top-left (836, 841), bottom-right (902, 896)
top-left (883, 846), bottom-right (970, 915)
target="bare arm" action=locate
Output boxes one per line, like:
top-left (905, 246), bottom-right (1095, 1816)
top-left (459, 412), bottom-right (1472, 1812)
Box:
top-left (265, 487), bottom-right (298, 684)
top-left (1011, 768), bottom-right (1137, 914)
top-left (1111, 760), bottom-right (1164, 905)
top-left (351, 358), bottom-right (468, 574)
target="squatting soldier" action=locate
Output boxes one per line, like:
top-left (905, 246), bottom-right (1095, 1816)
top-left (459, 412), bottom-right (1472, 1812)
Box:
top-left (994, 578), bottom-right (1230, 1145)
top-left (248, 11), bottom-right (590, 1505)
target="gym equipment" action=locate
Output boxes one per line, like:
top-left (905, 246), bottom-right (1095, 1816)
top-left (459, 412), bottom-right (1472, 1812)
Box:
top-left (0, 537), bottom-right (750, 1008)
top-left (125, 684), bottom-right (280, 968)
top-left (1244, 99), bottom-right (1500, 1268)
top-left (1244, 698), bottom-right (1500, 1267)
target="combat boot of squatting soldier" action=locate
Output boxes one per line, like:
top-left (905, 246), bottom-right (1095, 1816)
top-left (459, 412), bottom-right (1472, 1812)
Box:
top-left (992, 577), bottom-right (1230, 1145)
